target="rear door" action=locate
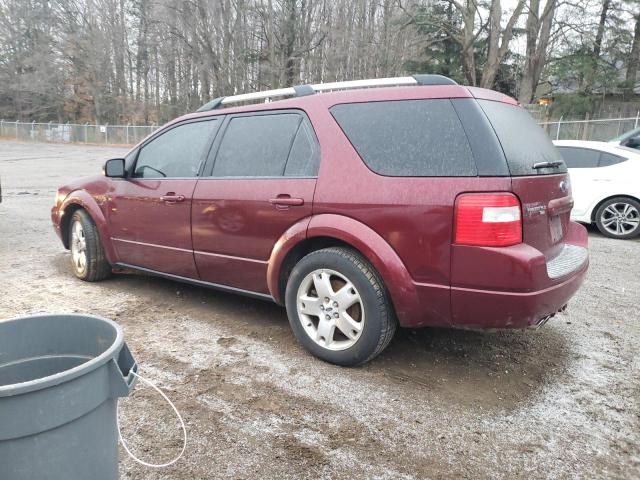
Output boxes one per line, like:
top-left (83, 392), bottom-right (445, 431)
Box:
top-left (478, 100), bottom-right (571, 260)
top-left (108, 118), bottom-right (220, 277)
top-left (191, 110), bottom-right (319, 294)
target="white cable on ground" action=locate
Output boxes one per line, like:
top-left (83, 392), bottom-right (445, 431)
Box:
top-left (117, 370), bottom-right (187, 468)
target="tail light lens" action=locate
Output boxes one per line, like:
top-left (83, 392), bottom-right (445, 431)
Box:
top-left (454, 193), bottom-right (522, 247)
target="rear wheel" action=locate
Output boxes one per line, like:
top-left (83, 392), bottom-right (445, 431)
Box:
top-left (68, 209), bottom-right (111, 281)
top-left (595, 197), bottom-right (640, 239)
top-left (285, 247), bottom-right (396, 366)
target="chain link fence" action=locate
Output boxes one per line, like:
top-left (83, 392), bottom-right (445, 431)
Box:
top-left (0, 120), bottom-right (160, 146)
top-left (540, 115), bottom-right (640, 142)
top-left (1, 115), bottom-right (640, 147)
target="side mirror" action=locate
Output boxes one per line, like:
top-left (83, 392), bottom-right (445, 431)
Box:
top-left (624, 136), bottom-right (640, 148)
top-left (104, 158), bottom-right (126, 178)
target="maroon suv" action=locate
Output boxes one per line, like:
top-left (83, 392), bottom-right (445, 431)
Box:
top-left (52, 75), bottom-right (588, 366)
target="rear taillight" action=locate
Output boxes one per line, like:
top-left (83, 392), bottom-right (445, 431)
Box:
top-left (454, 193), bottom-right (522, 247)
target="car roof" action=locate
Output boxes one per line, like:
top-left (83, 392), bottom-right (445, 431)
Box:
top-left (166, 84), bottom-right (517, 127)
top-left (124, 84), bottom-right (520, 153)
top-left (553, 139), bottom-right (640, 158)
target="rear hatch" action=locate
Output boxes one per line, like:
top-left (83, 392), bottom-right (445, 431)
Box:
top-left (477, 99), bottom-right (571, 260)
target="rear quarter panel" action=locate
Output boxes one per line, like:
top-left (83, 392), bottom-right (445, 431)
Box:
top-left (307, 99), bottom-right (512, 327)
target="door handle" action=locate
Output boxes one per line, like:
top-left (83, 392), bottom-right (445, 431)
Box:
top-left (269, 196), bottom-right (304, 208)
top-left (160, 194), bottom-right (185, 203)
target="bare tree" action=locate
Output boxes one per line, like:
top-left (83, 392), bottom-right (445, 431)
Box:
top-left (1, 0), bottom-right (638, 122)
top-left (518, 0), bottom-right (558, 104)
top-left (480, 0), bottom-right (525, 89)
top-left (624, 10), bottom-right (640, 98)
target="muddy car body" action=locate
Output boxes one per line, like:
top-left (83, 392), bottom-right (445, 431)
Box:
top-left (52, 75), bottom-right (588, 365)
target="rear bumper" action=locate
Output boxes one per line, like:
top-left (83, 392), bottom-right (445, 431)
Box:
top-left (450, 259), bottom-right (587, 328)
top-left (448, 221), bottom-right (589, 329)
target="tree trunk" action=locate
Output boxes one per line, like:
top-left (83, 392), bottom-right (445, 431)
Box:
top-left (460, 0), bottom-right (477, 86)
top-left (135, 0), bottom-right (148, 103)
top-left (583, 0), bottom-right (611, 93)
top-left (624, 12), bottom-right (640, 99)
top-left (480, 0), bottom-right (525, 89)
top-left (518, 0), bottom-right (557, 104)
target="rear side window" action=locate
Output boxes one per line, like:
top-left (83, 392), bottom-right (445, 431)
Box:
top-left (599, 152), bottom-right (626, 167)
top-left (558, 147), bottom-right (627, 168)
top-left (478, 100), bottom-right (567, 176)
top-left (331, 99), bottom-right (476, 177)
top-left (557, 147), bottom-right (600, 168)
top-left (285, 119), bottom-right (320, 176)
top-left (212, 113), bottom-right (314, 177)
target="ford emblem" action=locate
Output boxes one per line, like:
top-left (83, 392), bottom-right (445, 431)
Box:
top-left (559, 180), bottom-right (568, 193)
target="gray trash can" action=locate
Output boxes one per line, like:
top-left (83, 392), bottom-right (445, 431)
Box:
top-left (0, 314), bottom-right (137, 480)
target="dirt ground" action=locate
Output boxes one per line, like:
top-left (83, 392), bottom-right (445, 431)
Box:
top-left (0, 140), bottom-right (638, 479)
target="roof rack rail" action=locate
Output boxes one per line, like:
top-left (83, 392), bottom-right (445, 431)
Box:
top-left (195, 74), bottom-right (457, 112)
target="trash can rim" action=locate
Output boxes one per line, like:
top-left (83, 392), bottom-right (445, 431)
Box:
top-left (0, 313), bottom-right (124, 397)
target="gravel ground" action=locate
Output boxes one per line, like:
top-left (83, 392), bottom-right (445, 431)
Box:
top-left (0, 140), bottom-right (638, 480)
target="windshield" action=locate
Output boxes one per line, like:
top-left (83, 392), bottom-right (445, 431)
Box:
top-left (612, 126), bottom-right (640, 142)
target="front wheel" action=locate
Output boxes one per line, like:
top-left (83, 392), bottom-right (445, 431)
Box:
top-left (68, 209), bottom-right (111, 281)
top-left (595, 197), bottom-right (640, 239)
top-left (285, 247), bottom-right (396, 366)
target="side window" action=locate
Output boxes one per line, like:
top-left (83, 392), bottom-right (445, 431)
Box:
top-left (284, 118), bottom-right (320, 176)
top-left (557, 147), bottom-right (600, 168)
top-left (211, 113), bottom-right (302, 177)
top-left (598, 152), bottom-right (627, 167)
top-left (133, 120), bottom-right (219, 178)
top-left (330, 99), bottom-right (476, 177)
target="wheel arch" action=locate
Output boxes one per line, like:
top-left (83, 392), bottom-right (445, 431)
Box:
top-left (60, 202), bottom-right (84, 249)
top-left (59, 192), bottom-right (117, 263)
top-left (267, 214), bottom-right (422, 327)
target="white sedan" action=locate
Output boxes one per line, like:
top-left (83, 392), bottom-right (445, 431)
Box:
top-left (554, 140), bottom-right (640, 239)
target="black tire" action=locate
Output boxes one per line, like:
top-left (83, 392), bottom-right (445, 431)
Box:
top-left (285, 247), bottom-right (396, 366)
top-left (68, 209), bottom-right (111, 281)
top-left (594, 197), bottom-right (640, 239)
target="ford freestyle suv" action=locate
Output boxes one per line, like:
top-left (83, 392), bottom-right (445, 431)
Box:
top-left (51, 75), bottom-right (589, 366)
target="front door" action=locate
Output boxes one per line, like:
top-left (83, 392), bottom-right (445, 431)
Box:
top-left (108, 118), bottom-right (221, 278)
top-left (192, 110), bottom-right (319, 294)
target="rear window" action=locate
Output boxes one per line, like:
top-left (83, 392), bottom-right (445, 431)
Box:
top-left (212, 113), bottom-right (301, 177)
top-left (478, 100), bottom-right (567, 176)
top-left (331, 99), bottom-right (476, 177)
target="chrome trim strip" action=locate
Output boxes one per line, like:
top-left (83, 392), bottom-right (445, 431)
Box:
top-left (114, 263), bottom-right (274, 301)
top-left (112, 237), bottom-right (192, 253)
top-left (112, 237), bottom-right (269, 264)
top-left (546, 244), bottom-right (589, 279)
top-left (194, 250), bottom-right (268, 265)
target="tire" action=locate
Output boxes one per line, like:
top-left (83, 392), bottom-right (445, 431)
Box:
top-left (285, 247), bottom-right (397, 366)
top-left (594, 197), bottom-right (640, 239)
top-left (68, 209), bottom-right (111, 281)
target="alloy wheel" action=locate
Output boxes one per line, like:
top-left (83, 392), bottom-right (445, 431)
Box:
top-left (70, 220), bottom-right (87, 274)
top-left (296, 268), bottom-right (365, 351)
top-left (600, 202), bottom-right (640, 237)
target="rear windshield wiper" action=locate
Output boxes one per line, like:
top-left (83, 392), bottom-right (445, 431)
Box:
top-left (532, 160), bottom-right (563, 170)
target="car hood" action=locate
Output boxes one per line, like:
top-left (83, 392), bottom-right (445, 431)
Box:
top-left (57, 174), bottom-right (107, 200)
